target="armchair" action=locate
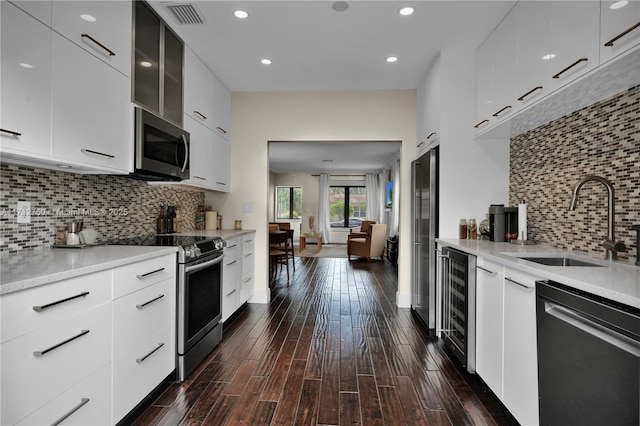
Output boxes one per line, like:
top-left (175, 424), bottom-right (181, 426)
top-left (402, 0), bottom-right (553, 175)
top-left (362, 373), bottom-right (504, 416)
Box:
top-left (348, 220), bottom-right (377, 239)
top-left (347, 223), bottom-right (387, 261)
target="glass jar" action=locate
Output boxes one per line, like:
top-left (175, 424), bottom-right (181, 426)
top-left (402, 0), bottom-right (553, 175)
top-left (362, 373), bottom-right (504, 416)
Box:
top-left (459, 218), bottom-right (468, 239)
top-left (468, 218), bottom-right (478, 240)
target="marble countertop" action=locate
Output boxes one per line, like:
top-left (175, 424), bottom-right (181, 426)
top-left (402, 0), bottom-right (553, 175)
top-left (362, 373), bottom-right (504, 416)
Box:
top-left (172, 229), bottom-right (256, 240)
top-left (1, 246), bottom-right (178, 295)
top-left (437, 239), bottom-right (640, 309)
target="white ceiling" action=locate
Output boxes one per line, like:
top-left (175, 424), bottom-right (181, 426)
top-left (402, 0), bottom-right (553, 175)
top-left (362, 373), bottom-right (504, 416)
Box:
top-left (148, 0), bottom-right (515, 173)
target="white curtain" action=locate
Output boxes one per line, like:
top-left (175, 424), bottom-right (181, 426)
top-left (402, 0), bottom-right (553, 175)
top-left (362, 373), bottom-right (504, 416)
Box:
top-left (391, 160), bottom-right (400, 235)
top-left (365, 173), bottom-right (380, 223)
top-left (377, 172), bottom-right (386, 225)
top-left (318, 173), bottom-right (331, 243)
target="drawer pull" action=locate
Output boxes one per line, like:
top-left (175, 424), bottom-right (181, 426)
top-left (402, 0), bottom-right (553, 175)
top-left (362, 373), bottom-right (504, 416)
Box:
top-left (136, 267), bottom-right (165, 279)
top-left (417, 141), bottom-right (426, 147)
top-left (33, 291), bottom-right (90, 312)
top-left (492, 105), bottom-right (512, 118)
top-left (474, 119), bottom-right (489, 129)
top-left (51, 398), bottom-right (90, 426)
top-left (216, 126), bottom-right (227, 134)
top-left (225, 260), bottom-right (237, 266)
top-left (427, 132), bottom-right (437, 139)
top-left (193, 175), bottom-right (207, 181)
top-left (216, 181), bottom-right (227, 186)
top-left (33, 329), bottom-right (90, 357)
top-left (227, 244), bottom-right (237, 249)
top-left (476, 266), bottom-right (497, 276)
top-left (552, 57), bottom-right (588, 79)
top-left (194, 110), bottom-right (207, 120)
top-left (604, 21), bottom-right (640, 47)
top-left (136, 342), bottom-right (164, 363)
top-left (517, 86), bottom-right (543, 101)
top-left (244, 239), bottom-right (253, 243)
top-left (81, 148), bottom-right (115, 159)
top-left (136, 294), bottom-right (165, 309)
top-left (0, 128), bottom-right (22, 136)
top-left (81, 33), bottom-right (115, 56)
top-left (505, 277), bottom-right (532, 290)
top-left (225, 289), bottom-right (237, 297)
top-left (242, 277), bottom-right (252, 284)
top-left (243, 253), bottom-right (253, 258)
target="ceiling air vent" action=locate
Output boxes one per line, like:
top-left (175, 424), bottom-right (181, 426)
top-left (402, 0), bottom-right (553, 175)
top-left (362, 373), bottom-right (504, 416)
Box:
top-left (164, 3), bottom-right (206, 25)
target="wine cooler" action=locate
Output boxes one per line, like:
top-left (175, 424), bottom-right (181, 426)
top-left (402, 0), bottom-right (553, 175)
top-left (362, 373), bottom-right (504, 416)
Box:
top-left (440, 246), bottom-right (476, 372)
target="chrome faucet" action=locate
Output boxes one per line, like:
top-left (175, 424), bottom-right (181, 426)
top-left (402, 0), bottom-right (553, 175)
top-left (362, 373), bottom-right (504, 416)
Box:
top-left (569, 175), bottom-right (626, 260)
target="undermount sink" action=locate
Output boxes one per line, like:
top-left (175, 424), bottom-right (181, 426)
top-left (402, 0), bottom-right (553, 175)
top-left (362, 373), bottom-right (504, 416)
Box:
top-left (519, 257), bottom-right (603, 267)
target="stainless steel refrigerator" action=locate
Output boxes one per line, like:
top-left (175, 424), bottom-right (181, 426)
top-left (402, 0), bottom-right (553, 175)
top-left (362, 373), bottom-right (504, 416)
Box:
top-left (411, 146), bottom-right (439, 335)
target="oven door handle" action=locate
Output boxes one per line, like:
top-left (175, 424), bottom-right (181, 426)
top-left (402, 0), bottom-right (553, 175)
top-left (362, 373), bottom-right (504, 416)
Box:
top-left (185, 254), bottom-right (224, 274)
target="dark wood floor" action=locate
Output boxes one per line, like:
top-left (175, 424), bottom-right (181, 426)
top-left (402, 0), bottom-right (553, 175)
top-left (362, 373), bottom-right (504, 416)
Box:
top-left (130, 256), bottom-right (518, 425)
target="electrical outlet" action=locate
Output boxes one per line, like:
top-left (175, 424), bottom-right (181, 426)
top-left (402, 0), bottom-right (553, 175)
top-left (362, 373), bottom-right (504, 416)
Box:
top-left (17, 201), bottom-right (31, 224)
top-left (243, 202), bottom-right (254, 213)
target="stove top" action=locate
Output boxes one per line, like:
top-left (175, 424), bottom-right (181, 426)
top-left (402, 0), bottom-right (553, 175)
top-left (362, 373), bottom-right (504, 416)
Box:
top-left (107, 234), bottom-right (225, 261)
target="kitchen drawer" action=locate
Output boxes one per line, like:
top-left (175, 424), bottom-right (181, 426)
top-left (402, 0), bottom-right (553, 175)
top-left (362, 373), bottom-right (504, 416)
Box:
top-left (112, 324), bottom-right (175, 423)
top-left (1, 269), bottom-right (111, 343)
top-left (503, 267), bottom-right (541, 290)
top-left (241, 234), bottom-right (255, 249)
top-left (242, 246), bottom-right (255, 275)
top-left (222, 281), bottom-right (240, 322)
top-left (1, 302), bottom-right (111, 425)
top-left (16, 363), bottom-right (111, 426)
top-left (223, 255), bottom-right (240, 284)
top-left (112, 277), bottom-right (175, 359)
top-left (113, 254), bottom-right (176, 299)
top-left (240, 272), bottom-right (254, 303)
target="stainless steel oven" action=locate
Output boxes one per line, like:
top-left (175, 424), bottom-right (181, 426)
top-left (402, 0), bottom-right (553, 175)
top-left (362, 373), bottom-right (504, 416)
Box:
top-left (132, 107), bottom-right (190, 181)
top-left (177, 238), bottom-right (225, 381)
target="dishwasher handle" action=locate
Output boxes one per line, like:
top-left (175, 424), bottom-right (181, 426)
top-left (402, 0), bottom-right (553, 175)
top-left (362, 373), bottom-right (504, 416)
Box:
top-left (543, 300), bottom-right (640, 358)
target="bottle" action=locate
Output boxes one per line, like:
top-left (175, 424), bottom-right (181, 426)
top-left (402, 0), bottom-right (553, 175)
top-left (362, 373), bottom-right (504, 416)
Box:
top-left (175, 206), bottom-right (182, 233)
top-left (156, 204), bottom-right (166, 234)
top-left (166, 205), bottom-right (175, 233)
top-left (459, 218), bottom-right (468, 239)
top-left (468, 218), bottom-right (477, 240)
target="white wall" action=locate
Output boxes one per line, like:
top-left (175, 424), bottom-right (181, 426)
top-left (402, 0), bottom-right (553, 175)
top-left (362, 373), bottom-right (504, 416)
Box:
top-left (207, 90), bottom-right (416, 305)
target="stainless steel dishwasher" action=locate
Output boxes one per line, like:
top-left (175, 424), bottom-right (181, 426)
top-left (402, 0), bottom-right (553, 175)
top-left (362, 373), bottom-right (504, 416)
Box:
top-left (536, 280), bottom-right (640, 425)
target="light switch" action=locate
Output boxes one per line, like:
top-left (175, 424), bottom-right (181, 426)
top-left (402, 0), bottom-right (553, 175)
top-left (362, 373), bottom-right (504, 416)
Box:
top-left (243, 202), bottom-right (253, 213)
top-left (17, 201), bottom-right (30, 223)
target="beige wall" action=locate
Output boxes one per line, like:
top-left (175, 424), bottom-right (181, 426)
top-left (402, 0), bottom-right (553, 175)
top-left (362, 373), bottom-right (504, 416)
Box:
top-left (207, 90), bottom-right (416, 305)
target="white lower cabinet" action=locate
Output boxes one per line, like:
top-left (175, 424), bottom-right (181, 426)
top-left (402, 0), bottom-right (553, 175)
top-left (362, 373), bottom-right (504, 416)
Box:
top-left (240, 233), bottom-right (256, 303)
top-left (222, 237), bottom-right (240, 322)
top-left (502, 268), bottom-right (540, 426)
top-left (475, 258), bottom-right (504, 400)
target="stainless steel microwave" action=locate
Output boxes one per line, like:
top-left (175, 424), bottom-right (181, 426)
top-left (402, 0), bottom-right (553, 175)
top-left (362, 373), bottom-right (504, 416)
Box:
top-left (132, 107), bottom-right (190, 181)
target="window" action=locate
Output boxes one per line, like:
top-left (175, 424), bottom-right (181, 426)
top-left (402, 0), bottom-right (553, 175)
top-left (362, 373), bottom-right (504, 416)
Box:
top-left (329, 186), bottom-right (366, 228)
top-left (276, 186), bottom-right (302, 219)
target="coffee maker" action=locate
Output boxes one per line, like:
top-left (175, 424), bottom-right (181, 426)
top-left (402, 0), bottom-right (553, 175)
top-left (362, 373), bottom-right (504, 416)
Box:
top-left (488, 205), bottom-right (518, 242)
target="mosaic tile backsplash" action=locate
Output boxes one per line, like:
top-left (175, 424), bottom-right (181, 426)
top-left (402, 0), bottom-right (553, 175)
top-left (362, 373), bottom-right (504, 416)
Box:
top-left (0, 164), bottom-right (205, 253)
top-left (510, 85), bottom-right (640, 260)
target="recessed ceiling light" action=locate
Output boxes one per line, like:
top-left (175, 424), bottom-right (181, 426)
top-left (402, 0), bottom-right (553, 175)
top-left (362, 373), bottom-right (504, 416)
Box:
top-left (80, 14), bottom-right (96, 22)
top-left (610, 1), bottom-right (628, 9)
top-left (399, 7), bottom-right (415, 16)
top-left (332, 1), bottom-right (349, 12)
top-left (140, 61), bottom-right (153, 68)
top-left (542, 53), bottom-right (556, 60)
top-left (19, 63), bottom-right (34, 69)
top-left (386, 56), bottom-right (398, 63)
top-left (234, 10), bottom-right (249, 19)
top-left (261, 58), bottom-right (272, 65)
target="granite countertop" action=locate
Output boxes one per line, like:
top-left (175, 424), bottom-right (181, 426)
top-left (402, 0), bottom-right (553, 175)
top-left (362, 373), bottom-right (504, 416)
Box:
top-left (1, 246), bottom-right (178, 295)
top-left (437, 238), bottom-right (640, 309)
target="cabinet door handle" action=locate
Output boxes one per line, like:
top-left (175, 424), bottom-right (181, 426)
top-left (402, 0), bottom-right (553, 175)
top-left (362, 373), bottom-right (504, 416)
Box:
top-left (33, 291), bottom-right (90, 312)
top-left (136, 342), bottom-right (164, 363)
top-left (552, 58), bottom-right (588, 79)
top-left (81, 148), bottom-right (115, 159)
top-left (244, 239), bottom-right (253, 243)
top-left (417, 141), bottom-right (426, 148)
top-left (51, 398), bottom-right (90, 426)
top-left (242, 277), bottom-right (252, 284)
top-left (227, 244), bottom-right (237, 249)
top-left (225, 288), bottom-right (237, 297)
top-left (427, 132), bottom-right (437, 139)
top-left (194, 110), bottom-right (207, 120)
top-left (193, 175), bottom-right (207, 181)
top-left (136, 294), bottom-right (165, 309)
top-left (33, 329), bottom-right (90, 356)
top-left (81, 33), bottom-right (115, 56)
top-left (225, 260), bottom-right (237, 266)
top-left (517, 86), bottom-right (543, 101)
top-left (0, 128), bottom-right (21, 136)
top-left (243, 253), bottom-right (253, 258)
top-left (604, 21), bottom-right (640, 47)
top-left (216, 127), bottom-right (227, 134)
top-left (476, 266), bottom-right (497, 276)
top-left (216, 181), bottom-right (227, 186)
top-left (136, 267), bottom-right (165, 279)
top-left (505, 277), bottom-right (532, 290)
top-left (492, 105), bottom-right (512, 118)
top-left (474, 119), bottom-right (489, 129)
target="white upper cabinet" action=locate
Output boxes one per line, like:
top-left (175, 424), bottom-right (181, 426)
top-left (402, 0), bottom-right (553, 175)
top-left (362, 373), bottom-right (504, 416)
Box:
top-left (8, 0), bottom-right (51, 26)
top-left (416, 56), bottom-right (440, 157)
top-left (1, 2), bottom-right (51, 157)
top-left (51, 32), bottom-right (133, 173)
top-left (183, 114), bottom-right (213, 188)
top-left (184, 47), bottom-right (214, 130)
top-left (600, 0), bottom-right (640, 64)
top-left (514, 2), bottom-right (550, 109)
top-left (211, 74), bottom-right (232, 141)
top-left (547, 1), bottom-right (600, 93)
top-left (211, 131), bottom-right (231, 192)
top-left (474, 34), bottom-right (494, 133)
top-left (51, 0), bottom-right (132, 76)
top-left (490, 10), bottom-right (518, 124)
